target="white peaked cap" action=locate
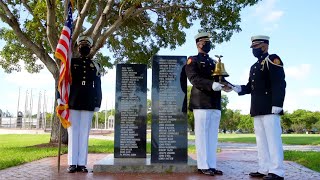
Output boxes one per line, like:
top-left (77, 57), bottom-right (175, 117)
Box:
top-left (194, 32), bottom-right (211, 41)
top-left (251, 35), bottom-right (270, 42)
top-left (77, 35), bottom-right (93, 46)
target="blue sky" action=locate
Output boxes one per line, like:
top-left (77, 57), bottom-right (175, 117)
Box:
top-left (0, 0), bottom-right (319, 116)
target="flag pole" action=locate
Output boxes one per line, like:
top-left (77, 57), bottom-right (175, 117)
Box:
top-left (58, 122), bottom-right (62, 172)
top-left (56, 0), bottom-right (73, 172)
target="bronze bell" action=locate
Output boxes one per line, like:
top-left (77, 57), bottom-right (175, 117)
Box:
top-left (212, 55), bottom-right (229, 79)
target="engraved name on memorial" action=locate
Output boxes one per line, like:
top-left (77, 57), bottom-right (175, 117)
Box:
top-left (151, 56), bottom-right (187, 163)
top-left (114, 64), bottom-right (147, 158)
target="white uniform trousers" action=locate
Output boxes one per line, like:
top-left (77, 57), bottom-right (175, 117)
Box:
top-left (68, 109), bottom-right (94, 165)
top-left (193, 109), bottom-right (221, 169)
top-left (254, 114), bottom-right (284, 177)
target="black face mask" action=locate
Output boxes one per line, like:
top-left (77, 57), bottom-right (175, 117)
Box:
top-left (201, 41), bottom-right (211, 53)
top-left (252, 48), bottom-right (264, 58)
top-left (79, 46), bottom-right (91, 56)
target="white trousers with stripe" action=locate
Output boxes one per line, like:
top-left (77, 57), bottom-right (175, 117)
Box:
top-left (193, 109), bottom-right (221, 169)
top-left (254, 114), bottom-right (284, 177)
top-left (68, 109), bottom-right (94, 166)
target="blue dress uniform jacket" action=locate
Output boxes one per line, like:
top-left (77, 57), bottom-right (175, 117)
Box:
top-left (238, 53), bottom-right (286, 117)
top-left (185, 53), bottom-right (223, 111)
top-left (57, 56), bottom-right (102, 111)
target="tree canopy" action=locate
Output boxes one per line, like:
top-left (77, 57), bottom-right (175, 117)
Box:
top-left (0, 0), bottom-right (260, 76)
top-left (0, 0), bottom-right (260, 143)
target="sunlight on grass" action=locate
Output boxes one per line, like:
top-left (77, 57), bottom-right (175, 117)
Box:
top-left (284, 151), bottom-right (320, 172)
top-left (212, 133), bottom-right (320, 145)
top-left (0, 134), bottom-right (67, 170)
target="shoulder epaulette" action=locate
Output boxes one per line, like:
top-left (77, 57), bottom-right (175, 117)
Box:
top-left (187, 55), bottom-right (198, 65)
top-left (265, 54), bottom-right (283, 69)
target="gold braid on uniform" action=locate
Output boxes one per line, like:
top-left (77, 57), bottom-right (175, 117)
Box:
top-left (92, 60), bottom-right (104, 77)
top-left (261, 55), bottom-right (283, 71)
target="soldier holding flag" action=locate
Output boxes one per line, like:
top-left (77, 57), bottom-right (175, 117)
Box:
top-left (55, 0), bottom-right (102, 173)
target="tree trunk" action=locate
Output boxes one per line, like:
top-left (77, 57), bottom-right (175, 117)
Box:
top-left (50, 76), bottom-right (68, 144)
top-left (50, 113), bottom-right (68, 144)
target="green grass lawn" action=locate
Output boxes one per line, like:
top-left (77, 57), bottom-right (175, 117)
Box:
top-left (0, 134), bottom-right (319, 172)
top-left (213, 133), bottom-right (320, 145)
top-left (0, 134), bottom-right (197, 170)
top-left (0, 134), bottom-right (66, 170)
top-left (284, 151), bottom-right (320, 172)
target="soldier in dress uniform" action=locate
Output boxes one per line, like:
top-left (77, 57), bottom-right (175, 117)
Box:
top-left (185, 32), bottom-right (231, 176)
top-left (232, 35), bottom-right (286, 180)
top-left (57, 35), bottom-right (102, 173)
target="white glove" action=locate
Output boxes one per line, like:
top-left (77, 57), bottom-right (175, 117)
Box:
top-left (272, 106), bottom-right (283, 114)
top-left (232, 85), bottom-right (241, 93)
top-left (57, 98), bottom-right (64, 106)
top-left (222, 85), bottom-right (232, 92)
top-left (212, 82), bottom-right (223, 91)
top-left (94, 107), bottom-right (100, 112)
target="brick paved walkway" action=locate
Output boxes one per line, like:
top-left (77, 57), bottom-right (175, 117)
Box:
top-left (1, 150), bottom-right (319, 180)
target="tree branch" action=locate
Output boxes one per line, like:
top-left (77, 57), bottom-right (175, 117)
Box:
top-left (84, 0), bottom-right (104, 36)
top-left (91, 0), bottom-right (114, 44)
top-left (131, 4), bottom-right (199, 17)
top-left (72, 0), bottom-right (93, 43)
top-left (0, 11), bottom-right (10, 26)
top-left (0, 1), bottom-right (15, 24)
top-left (22, 0), bottom-right (47, 35)
top-left (0, 0), bottom-right (58, 77)
top-left (77, 0), bottom-right (81, 14)
top-left (46, 0), bottom-right (59, 52)
top-left (91, 6), bottom-right (136, 56)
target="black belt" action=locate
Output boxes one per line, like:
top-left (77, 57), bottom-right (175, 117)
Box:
top-left (78, 80), bottom-right (94, 87)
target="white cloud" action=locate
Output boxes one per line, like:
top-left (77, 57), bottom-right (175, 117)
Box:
top-left (264, 10), bottom-right (284, 22)
top-left (101, 68), bottom-right (116, 110)
top-left (238, 67), bottom-right (251, 83)
top-left (226, 93), bottom-right (251, 114)
top-left (102, 68), bottom-right (116, 84)
top-left (263, 23), bottom-right (279, 32)
top-left (4, 68), bottom-right (54, 89)
top-left (283, 91), bottom-right (299, 113)
top-left (283, 85), bottom-right (320, 113)
top-left (253, 0), bottom-right (284, 31)
top-left (303, 88), bottom-right (320, 97)
top-left (0, 65), bottom-right (56, 114)
top-left (285, 64), bottom-right (311, 80)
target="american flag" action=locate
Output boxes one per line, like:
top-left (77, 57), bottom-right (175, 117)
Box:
top-left (55, 1), bottom-right (73, 128)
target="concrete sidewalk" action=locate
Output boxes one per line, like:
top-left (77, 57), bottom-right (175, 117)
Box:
top-left (0, 150), bottom-right (319, 180)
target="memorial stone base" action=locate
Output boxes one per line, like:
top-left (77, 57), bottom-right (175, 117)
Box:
top-left (93, 154), bottom-right (197, 173)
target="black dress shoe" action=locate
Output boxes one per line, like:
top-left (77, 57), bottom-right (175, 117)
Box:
top-left (249, 172), bottom-right (266, 177)
top-left (209, 168), bottom-right (223, 175)
top-left (67, 165), bottom-right (77, 173)
top-left (263, 173), bottom-right (284, 180)
top-left (198, 169), bottom-right (215, 176)
top-left (77, 165), bottom-right (88, 173)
